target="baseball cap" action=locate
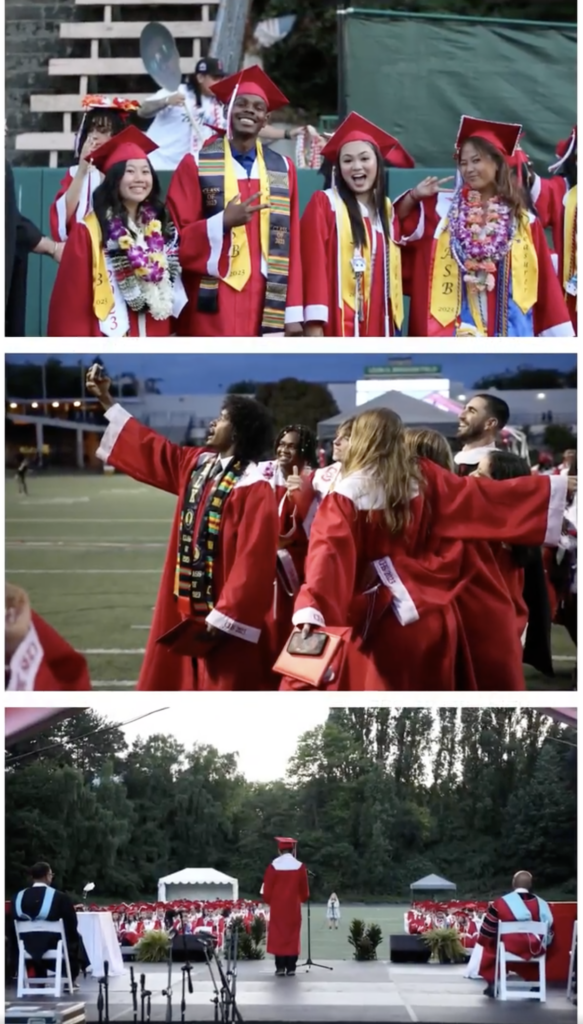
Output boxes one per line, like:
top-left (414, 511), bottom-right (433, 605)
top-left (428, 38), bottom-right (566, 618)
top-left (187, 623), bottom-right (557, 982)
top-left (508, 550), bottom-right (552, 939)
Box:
top-left (195, 57), bottom-right (226, 78)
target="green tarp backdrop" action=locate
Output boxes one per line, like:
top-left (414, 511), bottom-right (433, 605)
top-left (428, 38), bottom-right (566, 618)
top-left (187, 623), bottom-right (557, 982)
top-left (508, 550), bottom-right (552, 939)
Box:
top-left (342, 11), bottom-right (577, 169)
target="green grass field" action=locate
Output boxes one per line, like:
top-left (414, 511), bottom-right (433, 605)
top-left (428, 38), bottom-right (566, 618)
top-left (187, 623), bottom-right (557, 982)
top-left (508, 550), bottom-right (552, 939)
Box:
top-left (6, 472), bottom-right (576, 690)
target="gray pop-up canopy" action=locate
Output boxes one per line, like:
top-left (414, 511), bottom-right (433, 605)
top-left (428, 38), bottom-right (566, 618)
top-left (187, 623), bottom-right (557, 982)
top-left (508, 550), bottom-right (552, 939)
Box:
top-left (410, 873), bottom-right (457, 896)
top-left (317, 391), bottom-right (459, 440)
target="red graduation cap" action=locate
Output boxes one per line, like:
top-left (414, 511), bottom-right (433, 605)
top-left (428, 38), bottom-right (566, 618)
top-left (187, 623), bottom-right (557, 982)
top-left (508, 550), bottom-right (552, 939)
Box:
top-left (455, 115), bottom-right (522, 159)
top-left (550, 125), bottom-right (577, 172)
top-left (275, 836), bottom-right (297, 848)
top-left (210, 65), bottom-right (288, 112)
top-left (90, 125), bottom-right (158, 174)
top-left (322, 112), bottom-right (414, 169)
top-left (507, 133), bottom-right (530, 171)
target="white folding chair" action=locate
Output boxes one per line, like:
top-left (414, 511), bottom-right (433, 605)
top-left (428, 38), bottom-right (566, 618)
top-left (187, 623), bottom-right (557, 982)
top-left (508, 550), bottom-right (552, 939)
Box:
top-left (494, 920), bottom-right (547, 1002)
top-left (15, 919), bottom-right (74, 998)
top-left (567, 920), bottom-right (577, 1001)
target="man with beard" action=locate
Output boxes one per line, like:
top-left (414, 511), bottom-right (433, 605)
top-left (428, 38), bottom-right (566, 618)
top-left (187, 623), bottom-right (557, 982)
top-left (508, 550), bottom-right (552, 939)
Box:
top-left (166, 65), bottom-right (303, 337)
top-left (453, 394), bottom-right (509, 476)
top-left (88, 365), bottom-right (278, 690)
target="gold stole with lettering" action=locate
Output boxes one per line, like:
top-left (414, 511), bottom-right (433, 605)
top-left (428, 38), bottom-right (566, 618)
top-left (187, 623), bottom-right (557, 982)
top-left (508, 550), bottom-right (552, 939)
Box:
top-left (563, 185), bottom-right (577, 301)
top-left (84, 212), bottom-right (115, 321)
top-left (336, 193), bottom-right (404, 332)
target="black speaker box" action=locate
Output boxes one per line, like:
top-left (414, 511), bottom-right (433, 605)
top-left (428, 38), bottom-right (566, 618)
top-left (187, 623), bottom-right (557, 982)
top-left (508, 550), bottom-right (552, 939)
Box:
top-left (389, 933), bottom-right (431, 963)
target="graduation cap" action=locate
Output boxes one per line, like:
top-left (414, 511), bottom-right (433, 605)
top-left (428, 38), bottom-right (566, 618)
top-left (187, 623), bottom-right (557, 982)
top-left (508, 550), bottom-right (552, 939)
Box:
top-left (321, 112), bottom-right (415, 169)
top-left (275, 835), bottom-right (297, 850)
top-left (89, 125), bottom-right (159, 175)
top-left (549, 125), bottom-right (577, 173)
top-left (210, 65), bottom-right (289, 112)
top-left (507, 133), bottom-right (531, 172)
top-left (455, 115), bottom-right (523, 159)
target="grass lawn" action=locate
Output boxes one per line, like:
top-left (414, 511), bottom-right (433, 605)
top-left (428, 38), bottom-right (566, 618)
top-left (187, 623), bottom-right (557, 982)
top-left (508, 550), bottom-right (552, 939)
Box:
top-left (6, 472), bottom-right (576, 690)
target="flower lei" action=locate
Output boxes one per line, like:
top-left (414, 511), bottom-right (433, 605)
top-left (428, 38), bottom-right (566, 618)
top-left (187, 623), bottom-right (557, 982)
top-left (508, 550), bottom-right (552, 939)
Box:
top-left (106, 204), bottom-right (181, 320)
top-left (448, 187), bottom-right (514, 292)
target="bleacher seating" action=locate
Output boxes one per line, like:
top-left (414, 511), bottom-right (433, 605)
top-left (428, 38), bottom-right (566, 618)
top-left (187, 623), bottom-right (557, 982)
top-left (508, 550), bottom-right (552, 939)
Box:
top-left (17, 0), bottom-right (219, 165)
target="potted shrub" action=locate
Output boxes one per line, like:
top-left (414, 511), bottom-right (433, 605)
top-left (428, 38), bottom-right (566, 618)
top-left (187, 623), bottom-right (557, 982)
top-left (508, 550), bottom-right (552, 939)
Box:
top-left (232, 916), bottom-right (266, 960)
top-left (422, 927), bottom-right (466, 964)
top-left (348, 919), bottom-right (383, 961)
top-left (135, 930), bottom-right (171, 963)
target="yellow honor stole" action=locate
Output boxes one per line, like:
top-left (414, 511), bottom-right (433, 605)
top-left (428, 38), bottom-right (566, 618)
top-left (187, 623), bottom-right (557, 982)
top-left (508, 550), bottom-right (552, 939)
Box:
top-left (563, 184), bottom-right (577, 300)
top-left (222, 137), bottom-right (271, 291)
top-left (336, 193), bottom-right (403, 332)
top-left (430, 211), bottom-right (538, 332)
top-left (84, 212), bottom-right (115, 321)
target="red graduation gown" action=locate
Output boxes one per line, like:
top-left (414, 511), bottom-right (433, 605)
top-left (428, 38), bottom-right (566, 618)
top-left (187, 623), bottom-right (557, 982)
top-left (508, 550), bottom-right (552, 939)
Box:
top-left (96, 405), bottom-right (279, 690)
top-left (166, 145), bottom-right (303, 336)
top-left (293, 460), bottom-right (568, 690)
top-left (47, 221), bottom-right (174, 337)
top-left (7, 612), bottom-right (92, 691)
top-left (533, 174), bottom-right (577, 331)
top-left (49, 166), bottom-right (102, 242)
top-left (300, 189), bottom-right (400, 337)
top-left (398, 192), bottom-right (573, 337)
top-left (479, 893), bottom-right (548, 984)
top-left (258, 462), bottom-right (318, 666)
top-left (262, 854), bottom-right (309, 957)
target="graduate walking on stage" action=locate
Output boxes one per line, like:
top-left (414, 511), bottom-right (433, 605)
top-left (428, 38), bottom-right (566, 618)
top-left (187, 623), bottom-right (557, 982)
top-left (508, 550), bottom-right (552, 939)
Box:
top-left (262, 838), bottom-right (309, 977)
top-left (166, 65), bottom-right (304, 337)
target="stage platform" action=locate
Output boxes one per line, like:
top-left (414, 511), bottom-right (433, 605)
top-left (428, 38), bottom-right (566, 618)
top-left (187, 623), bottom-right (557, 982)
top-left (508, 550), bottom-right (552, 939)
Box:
top-left (5, 960), bottom-right (577, 1023)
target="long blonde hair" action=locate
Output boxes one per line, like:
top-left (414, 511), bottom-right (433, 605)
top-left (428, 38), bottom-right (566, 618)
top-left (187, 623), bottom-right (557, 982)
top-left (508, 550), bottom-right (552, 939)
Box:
top-left (343, 408), bottom-right (424, 532)
top-left (405, 428), bottom-right (455, 473)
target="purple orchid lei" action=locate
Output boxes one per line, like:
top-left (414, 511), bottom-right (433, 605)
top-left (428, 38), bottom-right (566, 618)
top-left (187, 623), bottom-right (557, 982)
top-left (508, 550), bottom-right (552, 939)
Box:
top-left (105, 204), bottom-right (181, 318)
top-left (448, 187), bottom-right (514, 292)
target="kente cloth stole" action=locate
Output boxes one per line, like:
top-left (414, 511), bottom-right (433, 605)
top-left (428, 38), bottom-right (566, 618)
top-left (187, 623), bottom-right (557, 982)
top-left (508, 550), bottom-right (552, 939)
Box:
top-left (85, 212), bottom-right (114, 321)
top-left (564, 185), bottom-right (577, 300)
top-left (197, 137), bottom-right (291, 334)
top-left (174, 456), bottom-right (245, 618)
top-left (335, 193), bottom-right (403, 333)
top-left (430, 212), bottom-right (538, 333)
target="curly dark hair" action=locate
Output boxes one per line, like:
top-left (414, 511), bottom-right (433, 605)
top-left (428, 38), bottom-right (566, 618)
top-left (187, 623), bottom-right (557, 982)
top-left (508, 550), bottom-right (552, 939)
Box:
top-left (459, 137), bottom-right (526, 220)
top-left (76, 109), bottom-right (125, 159)
top-left (92, 160), bottom-right (174, 244)
top-left (222, 395), bottom-right (273, 463)
top-left (561, 151), bottom-right (577, 188)
top-left (275, 424), bottom-right (318, 467)
top-left (486, 451), bottom-right (536, 568)
top-left (320, 141), bottom-right (391, 249)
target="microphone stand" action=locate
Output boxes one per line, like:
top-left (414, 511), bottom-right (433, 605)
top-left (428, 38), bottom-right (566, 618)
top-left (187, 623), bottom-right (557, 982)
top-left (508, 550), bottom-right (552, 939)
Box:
top-left (299, 870), bottom-right (332, 973)
top-left (179, 911), bottom-right (194, 1023)
top-left (96, 959), bottom-right (110, 1022)
top-left (140, 972), bottom-right (152, 1023)
top-left (130, 965), bottom-right (138, 1022)
top-left (162, 924), bottom-right (175, 1022)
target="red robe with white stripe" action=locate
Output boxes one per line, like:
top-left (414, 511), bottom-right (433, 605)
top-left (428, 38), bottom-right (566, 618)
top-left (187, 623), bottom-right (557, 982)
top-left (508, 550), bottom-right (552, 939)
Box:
top-left (49, 166), bottom-right (103, 241)
top-left (47, 221), bottom-right (176, 337)
top-left (398, 192), bottom-right (573, 337)
top-left (533, 174), bottom-right (577, 331)
top-left (262, 853), bottom-right (309, 957)
top-left (96, 405), bottom-right (279, 691)
top-left (6, 612), bottom-right (91, 691)
top-left (292, 461), bottom-right (567, 690)
top-left (479, 892), bottom-right (550, 984)
top-left (300, 190), bottom-right (401, 336)
top-left (166, 143), bottom-right (303, 336)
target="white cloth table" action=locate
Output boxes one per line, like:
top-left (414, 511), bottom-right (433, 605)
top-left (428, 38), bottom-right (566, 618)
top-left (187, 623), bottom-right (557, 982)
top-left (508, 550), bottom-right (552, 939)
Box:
top-left (77, 912), bottom-right (125, 977)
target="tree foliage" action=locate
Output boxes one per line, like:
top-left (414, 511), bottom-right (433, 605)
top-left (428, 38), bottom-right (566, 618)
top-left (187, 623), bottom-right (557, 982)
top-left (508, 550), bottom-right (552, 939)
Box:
top-left (254, 378), bottom-right (339, 433)
top-left (5, 709), bottom-right (576, 902)
top-left (472, 365), bottom-right (577, 390)
top-left (6, 359), bottom-right (139, 400)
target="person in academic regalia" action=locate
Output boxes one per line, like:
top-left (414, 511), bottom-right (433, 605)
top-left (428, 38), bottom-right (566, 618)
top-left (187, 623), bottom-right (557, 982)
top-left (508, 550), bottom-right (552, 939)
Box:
top-left (11, 861), bottom-right (88, 983)
top-left (88, 366), bottom-right (279, 691)
top-left (396, 116), bottom-right (573, 337)
top-left (478, 871), bottom-right (553, 998)
top-left (453, 393), bottom-right (509, 477)
top-left (262, 838), bottom-right (309, 977)
top-left (258, 425), bottom-right (318, 668)
top-left (166, 65), bottom-right (304, 338)
top-left (290, 408), bottom-right (572, 691)
top-left (301, 112), bottom-right (414, 338)
top-left (49, 96), bottom-right (140, 242)
top-left (6, 583), bottom-right (92, 691)
top-left (47, 127), bottom-right (186, 338)
top-left (530, 126), bottom-right (577, 332)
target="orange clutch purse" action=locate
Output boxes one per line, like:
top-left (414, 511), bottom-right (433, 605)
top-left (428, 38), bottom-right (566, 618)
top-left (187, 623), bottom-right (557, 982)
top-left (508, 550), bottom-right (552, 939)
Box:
top-left (273, 627), bottom-right (347, 687)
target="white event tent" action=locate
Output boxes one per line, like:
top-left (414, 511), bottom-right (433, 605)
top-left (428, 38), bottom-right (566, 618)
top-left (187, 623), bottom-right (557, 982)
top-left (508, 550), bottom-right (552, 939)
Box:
top-left (157, 868), bottom-right (239, 903)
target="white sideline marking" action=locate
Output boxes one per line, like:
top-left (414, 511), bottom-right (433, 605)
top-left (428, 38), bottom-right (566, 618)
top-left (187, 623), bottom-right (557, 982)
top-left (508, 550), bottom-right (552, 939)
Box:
top-left (15, 497), bottom-right (91, 505)
top-left (98, 487), bottom-right (150, 494)
top-left (83, 649), bottom-right (145, 655)
top-left (6, 518), bottom-right (170, 523)
top-left (7, 569), bottom-right (160, 574)
top-left (553, 656), bottom-right (576, 662)
top-left (131, 625), bottom-right (150, 630)
top-left (6, 541), bottom-right (166, 549)
top-left (93, 681), bottom-right (137, 688)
